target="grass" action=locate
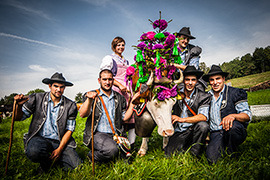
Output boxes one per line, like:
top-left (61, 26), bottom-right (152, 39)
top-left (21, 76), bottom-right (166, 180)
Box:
top-left (1, 114), bottom-right (270, 179)
top-left (228, 71), bottom-right (270, 89)
top-left (247, 89), bottom-right (270, 105)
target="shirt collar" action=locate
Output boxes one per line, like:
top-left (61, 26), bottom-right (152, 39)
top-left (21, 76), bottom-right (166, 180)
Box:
top-left (209, 85), bottom-right (225, 97)
top-left (99, 88), bottom-right (114, 99)
top-left (48, 93), bottom-right (63, 106)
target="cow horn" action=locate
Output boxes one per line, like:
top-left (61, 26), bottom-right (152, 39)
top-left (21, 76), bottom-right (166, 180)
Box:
top-left (171, 63), bottom-right (184, 84)
top-left (154, 77), bottom-right (172, 84)
top-left (146, 71), bottom-right (154, 86)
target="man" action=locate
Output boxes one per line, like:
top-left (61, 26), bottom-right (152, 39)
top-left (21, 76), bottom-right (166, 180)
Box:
top-left (165, 66), bottom-right (211, 157)
top-left (203, 65), bottom-right (252, 163)
top-left (13, 72), bottom-right (82, 172)
top-left (175, 27), bottom-right (207, 90)
top-left (79, 69), bottom-right (136, 163)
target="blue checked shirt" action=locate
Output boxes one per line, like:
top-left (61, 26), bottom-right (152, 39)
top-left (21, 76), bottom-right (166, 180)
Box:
top-left (175, 89), bottom-right (209, 133)
top-left (96, 89), bottom-right (126, 134)
top-left (22, 94), bottom-right (76, 140)
top-left (209, 86), bottom-right (252, 131)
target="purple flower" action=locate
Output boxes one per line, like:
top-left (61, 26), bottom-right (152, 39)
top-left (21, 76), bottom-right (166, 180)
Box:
top-left (153, 19), bottom-right (168, 31)
top-left (167, 65), bottom-right (176, 79)
top-left (153, 44), bottom-right (164, 50)
top-left (137, 42), bottom-right (146, 50)
top-left (170, 85), bottom-right (178, 97)
top-left (163, 32), bottom-right (170, 36)
top-left (157, 91), bottom-right (166, 101)
top-left (140, 33), bottom-right (147, 40)
top-left (164, 34), bottom-right (176, 48)
top-left (155, 67), bottom-right (162, 80)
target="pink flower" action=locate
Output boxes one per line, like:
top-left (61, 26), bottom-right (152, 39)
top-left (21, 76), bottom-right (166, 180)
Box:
top-left (163, 89), bottom-right (171, 98)
top-left (157, 91), bottom-right (165, 101)
top-left (167, 65), bottom-right (176, 79)
top-left (147, 31), bottom-right (156, 41)
top-left (126, 66), bottom-right (135, 76)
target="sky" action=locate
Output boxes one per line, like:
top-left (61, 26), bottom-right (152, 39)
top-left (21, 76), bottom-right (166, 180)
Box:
top-left (1, 0), bottom-right (270, 100)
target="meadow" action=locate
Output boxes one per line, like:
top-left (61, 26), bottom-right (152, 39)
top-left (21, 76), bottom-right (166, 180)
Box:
top-left (1, 88), bottom-right (270, 180)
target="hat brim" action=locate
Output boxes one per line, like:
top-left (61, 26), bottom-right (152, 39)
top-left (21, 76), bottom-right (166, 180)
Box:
top-left (184, 71), bottom-right (204, 79)
top-left (202, 72), bottom-right (229, 82)
top-left (176, 32), bottom-right (196, 39)
top-left (42, 78), bottom-right (73, 86)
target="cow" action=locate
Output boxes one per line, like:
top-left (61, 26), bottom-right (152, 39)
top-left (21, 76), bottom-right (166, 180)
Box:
top-left (130, 66), bottom-right (183, 156)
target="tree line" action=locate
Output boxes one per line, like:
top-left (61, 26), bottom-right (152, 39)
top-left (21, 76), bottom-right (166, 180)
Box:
top-left (199, 46), bottom-right (270, 79)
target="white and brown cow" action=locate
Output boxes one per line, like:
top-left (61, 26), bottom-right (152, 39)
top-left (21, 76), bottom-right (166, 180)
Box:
top-left (131, 67), bottom-right (183, 156)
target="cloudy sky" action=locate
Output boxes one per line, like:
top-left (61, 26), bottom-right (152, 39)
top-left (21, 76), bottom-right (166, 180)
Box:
top-left (1, 0), bottom-right (270, 100)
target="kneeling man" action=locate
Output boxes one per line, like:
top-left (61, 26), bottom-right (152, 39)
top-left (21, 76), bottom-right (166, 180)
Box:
top-left (203, 65), bottom-right (251, 163)
top-left (165, 66), bottom-right (211, 157)
top-left (14, 72), bottom-right (82, 172)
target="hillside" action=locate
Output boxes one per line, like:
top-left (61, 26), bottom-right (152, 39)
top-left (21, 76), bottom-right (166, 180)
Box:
top-left (227, 71), bottom-right (270, 89)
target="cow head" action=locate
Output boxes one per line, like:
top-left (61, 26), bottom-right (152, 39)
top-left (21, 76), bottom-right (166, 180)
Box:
top-left (131, 68), bottom-right (183, 137)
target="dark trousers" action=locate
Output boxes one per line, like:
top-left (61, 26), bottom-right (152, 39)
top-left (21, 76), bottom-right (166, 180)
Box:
top-left (165, 121), bottom-right (209, 157)
top-left (206, 120), bottom-right (247, 164)
top-left (88, 131), bottom-right (119, 163)
top-left (25, 136), bottom-right (82, 171)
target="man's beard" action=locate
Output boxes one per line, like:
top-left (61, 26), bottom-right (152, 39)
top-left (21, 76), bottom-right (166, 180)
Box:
top-left (101, 85), bottom-right (112, 93)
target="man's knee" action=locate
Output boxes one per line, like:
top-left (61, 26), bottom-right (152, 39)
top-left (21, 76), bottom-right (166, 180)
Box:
top-left (196, 121), bottom-right (209, 133)
top-left (26, 145), bottom-right (44, 162)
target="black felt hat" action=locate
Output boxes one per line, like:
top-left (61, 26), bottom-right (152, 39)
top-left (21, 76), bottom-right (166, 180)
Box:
top-left (176, 27), bottom-right (196, 39)
top-left (202, 65), bottom-right (229, 82)
top-left (42, 72), bottom-right (73, 86)
top-left (183, 65), bottom-right (204, 79)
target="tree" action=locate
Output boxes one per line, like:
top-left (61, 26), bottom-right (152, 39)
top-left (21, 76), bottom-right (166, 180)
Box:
top-left (75, 92), bottom-right (83, 103)
top-left (199, 62), bottom-right (210, 74)
top-left (0, 93), bottom-right (18, 106)
top-left (26, 88), bottom-right (45, 95)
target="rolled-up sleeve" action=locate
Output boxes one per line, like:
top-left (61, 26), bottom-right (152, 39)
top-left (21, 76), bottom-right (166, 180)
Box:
top-left (198, 106), bottom-right (209, 121)
top-left (66, 119), bottom-right (76, 132)
top-left (236, 102), bottom-right (252, 121)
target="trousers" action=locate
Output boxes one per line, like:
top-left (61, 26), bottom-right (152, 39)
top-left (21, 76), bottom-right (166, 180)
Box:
top-left (87, 131), bottom-right (120, 163)
top-left (165, 121), bottom-right (209, 157)
top-left (206, 120), bottom-right (247, 163)
top-left (25, 136), bottom-right (82, 171)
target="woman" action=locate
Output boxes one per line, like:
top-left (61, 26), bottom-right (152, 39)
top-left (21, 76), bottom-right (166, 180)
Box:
top-left (100, 37), bottom-right (136, 149)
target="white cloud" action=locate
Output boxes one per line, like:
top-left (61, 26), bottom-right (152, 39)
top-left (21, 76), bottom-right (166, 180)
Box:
top-left (0, 32), bottom-right (62, 49)
top-left (29, 65), bottom-right (53, 72)
top-left (7, 0), bottom-right (52, 21)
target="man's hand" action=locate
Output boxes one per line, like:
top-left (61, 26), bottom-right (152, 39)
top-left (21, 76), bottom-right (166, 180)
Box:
top-left (85, 91), bottom-right (97, 99)
top-left (49, 147), bottom-right (63, 161)
top-left (220, 114), bottom-right (235, 131)
top-left (172, 115), bottom-right (185, 124)
top-left (119, 84), bottom-right (127, 93)
top-left (14, 94), bottom-right (29, 105)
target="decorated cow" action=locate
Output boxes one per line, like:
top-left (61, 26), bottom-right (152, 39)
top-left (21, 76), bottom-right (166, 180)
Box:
top-left (125, 13), bottom-right (185, 156)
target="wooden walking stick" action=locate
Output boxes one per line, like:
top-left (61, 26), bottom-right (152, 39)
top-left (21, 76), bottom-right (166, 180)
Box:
top-left (91, 97), bottom-right (98, 175)
top-left (4, 99), bottom-right (18, 176)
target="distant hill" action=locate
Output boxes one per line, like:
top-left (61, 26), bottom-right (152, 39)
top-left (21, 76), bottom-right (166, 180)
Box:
top-left (227, 71), bottom-right (270, 89)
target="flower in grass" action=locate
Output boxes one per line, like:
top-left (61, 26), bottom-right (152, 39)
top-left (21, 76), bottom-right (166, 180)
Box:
top-left (153, 19), bottom-right (168, 31)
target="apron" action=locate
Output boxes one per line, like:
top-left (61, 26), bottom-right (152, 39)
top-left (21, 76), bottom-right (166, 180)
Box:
top-left (112, 59), bottom-right (134, 124)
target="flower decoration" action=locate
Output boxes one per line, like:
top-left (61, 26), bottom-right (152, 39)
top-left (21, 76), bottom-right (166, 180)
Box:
top-left (126, 12), bottom-right (183, 100)
top-left (153, 19), bottom-right (168, 31)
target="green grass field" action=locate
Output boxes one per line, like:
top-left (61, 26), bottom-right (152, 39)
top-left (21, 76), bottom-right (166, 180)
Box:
top-left (1, 113), bottom-right (270, 179)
